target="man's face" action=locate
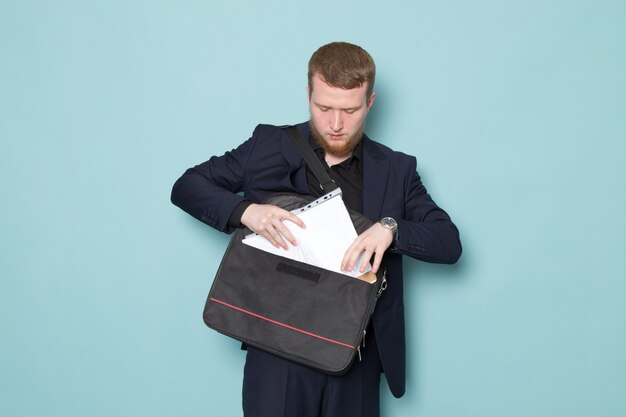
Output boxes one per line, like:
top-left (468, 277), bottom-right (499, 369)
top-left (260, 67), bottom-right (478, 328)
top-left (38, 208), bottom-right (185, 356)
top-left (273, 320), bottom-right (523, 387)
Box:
top-left (308, 74), bottom-right (375, 158)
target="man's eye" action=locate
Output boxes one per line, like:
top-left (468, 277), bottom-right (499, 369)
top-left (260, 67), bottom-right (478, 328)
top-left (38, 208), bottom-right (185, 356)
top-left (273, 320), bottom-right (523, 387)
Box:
top-left (345, 109), bottom-right (357, 114)
top-left (319, 107), bottom-right (330, 112)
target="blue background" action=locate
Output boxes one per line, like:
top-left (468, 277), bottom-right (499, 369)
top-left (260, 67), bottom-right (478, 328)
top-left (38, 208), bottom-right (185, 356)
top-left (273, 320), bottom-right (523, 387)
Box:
top-left (2, 1), bottom-right (625, 416)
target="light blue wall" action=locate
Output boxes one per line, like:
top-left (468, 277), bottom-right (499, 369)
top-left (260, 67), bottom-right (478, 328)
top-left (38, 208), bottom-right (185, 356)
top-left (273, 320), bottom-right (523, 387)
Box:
top-left (2, 1), bottom-right (625, 416)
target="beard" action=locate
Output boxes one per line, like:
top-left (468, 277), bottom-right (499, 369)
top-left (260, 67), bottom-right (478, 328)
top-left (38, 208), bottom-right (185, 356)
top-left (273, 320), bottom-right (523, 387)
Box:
top-left (309, 120), bottom-right (365, 158)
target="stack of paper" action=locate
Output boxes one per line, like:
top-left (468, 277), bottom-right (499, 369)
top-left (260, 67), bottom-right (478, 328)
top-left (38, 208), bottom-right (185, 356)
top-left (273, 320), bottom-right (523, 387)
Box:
top-left (242, 191), bottom-right (371, 278)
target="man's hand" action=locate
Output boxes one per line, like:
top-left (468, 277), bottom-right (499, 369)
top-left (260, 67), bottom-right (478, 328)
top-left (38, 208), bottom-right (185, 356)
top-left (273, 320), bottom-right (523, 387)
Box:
top-left (241, 203), bottom-right (306, 250)
top-left (341, 223), bottom-right (393, 274)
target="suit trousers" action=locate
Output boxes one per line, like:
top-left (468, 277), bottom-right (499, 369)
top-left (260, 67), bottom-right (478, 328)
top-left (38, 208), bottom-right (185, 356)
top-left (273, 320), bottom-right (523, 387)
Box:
top-left (242, 325), bottom-right (382, 417)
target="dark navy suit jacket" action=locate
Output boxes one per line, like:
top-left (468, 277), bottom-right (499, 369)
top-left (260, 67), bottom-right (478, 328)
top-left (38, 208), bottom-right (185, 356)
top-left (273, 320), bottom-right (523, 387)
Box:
top-left (171, 122), bottom-right (461, 398)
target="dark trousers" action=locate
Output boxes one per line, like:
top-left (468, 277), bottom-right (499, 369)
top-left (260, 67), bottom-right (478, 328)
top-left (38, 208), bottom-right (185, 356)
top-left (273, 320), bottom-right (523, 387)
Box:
top-left (242, 328), bottom-right (382, 417)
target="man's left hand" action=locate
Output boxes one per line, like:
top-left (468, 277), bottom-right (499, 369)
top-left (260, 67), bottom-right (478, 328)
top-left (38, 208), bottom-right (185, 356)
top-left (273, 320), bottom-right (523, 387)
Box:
top-left (341, 223), bottom-right (393, 274)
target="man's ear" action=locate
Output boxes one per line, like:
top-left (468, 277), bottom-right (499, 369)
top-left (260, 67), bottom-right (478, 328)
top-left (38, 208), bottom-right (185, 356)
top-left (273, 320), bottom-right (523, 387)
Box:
top-left (367, 92), bottom-right (376, 109)
top-left (306, 85), bottom-right (311, 101)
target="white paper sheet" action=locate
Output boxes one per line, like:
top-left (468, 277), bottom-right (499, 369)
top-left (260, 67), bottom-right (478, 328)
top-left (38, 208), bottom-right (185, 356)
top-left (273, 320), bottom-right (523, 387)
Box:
top-left (242, 191), bottom-right (371, 278)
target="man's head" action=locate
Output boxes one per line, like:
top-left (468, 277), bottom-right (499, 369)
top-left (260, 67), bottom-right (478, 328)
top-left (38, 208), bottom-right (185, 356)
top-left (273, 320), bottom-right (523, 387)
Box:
top-left (307, 42), bottom-right (376, 159)
top-left (307, 42), bottom-right (376, 99)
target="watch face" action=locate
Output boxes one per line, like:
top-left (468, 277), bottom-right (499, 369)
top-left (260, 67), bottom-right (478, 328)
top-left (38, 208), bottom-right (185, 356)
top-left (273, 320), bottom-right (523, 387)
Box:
top-left (381, 217), bottom-right (397, 231)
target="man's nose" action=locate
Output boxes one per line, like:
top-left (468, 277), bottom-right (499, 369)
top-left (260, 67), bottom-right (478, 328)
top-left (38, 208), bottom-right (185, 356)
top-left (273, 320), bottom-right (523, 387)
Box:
top-left (330, 111), bottom-right (343, 132)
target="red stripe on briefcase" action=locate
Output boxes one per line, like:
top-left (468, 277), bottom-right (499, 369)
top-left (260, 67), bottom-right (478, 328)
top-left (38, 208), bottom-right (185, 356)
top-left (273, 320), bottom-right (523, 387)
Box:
top-left (209, 297), bottom-right (355, 349)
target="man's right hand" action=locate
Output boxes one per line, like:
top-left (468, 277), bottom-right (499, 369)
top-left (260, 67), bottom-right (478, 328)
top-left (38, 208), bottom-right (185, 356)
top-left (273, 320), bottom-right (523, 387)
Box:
top-left (240, 204), bottom-right (306, 250)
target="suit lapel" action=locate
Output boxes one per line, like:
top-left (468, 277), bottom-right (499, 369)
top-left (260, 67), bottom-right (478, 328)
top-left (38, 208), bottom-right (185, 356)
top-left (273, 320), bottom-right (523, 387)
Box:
top-left (280, 125), bottom-right (390, 217)
top-left (362, 136), bottom-right (389, 221)
top-left (280, 123), bottom-right (309, 193)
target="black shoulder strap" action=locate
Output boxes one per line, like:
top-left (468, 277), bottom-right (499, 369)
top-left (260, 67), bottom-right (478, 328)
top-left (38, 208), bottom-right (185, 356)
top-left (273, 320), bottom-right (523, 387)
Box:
top-left (283, 126), bottom-right (337, 192)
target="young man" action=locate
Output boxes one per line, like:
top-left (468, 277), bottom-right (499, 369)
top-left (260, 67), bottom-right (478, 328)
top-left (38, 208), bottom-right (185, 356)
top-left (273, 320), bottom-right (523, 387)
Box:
top-left (171, 42), bottom-right (461, 417)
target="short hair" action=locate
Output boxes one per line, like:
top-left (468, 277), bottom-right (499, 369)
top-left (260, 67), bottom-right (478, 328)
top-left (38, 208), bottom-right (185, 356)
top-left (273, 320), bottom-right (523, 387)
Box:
top-left (308, 42), bottom-right (376, 98)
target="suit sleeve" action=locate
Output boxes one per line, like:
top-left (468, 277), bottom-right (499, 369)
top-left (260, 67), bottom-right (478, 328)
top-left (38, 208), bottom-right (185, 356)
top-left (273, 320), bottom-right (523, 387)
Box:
top-left (170, 125), bottom-right (260, 233)
top-left (390, 156), bottom-right (462, 264)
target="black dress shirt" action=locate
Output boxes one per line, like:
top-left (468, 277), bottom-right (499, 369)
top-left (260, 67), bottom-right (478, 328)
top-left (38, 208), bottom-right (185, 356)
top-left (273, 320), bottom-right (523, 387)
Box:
top-left (228, 134), bottom-right (364, 226)
top-left (307, 137), bottom-right (363, 214)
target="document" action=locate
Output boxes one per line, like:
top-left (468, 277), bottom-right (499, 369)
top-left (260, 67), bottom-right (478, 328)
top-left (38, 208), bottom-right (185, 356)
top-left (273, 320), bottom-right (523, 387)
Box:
top-left (242, 190), bottom-right (372, 278)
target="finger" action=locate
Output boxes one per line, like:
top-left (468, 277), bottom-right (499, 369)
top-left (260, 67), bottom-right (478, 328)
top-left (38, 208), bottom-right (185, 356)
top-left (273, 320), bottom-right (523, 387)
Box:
top-left (281, 211), bottom-right (306, 229)
top-left (341, 240), bottom-right (360, 271)
top-left (370, 248), bottom-right (384, 274)
top-left (359, 247), bottom-right (375, 273)
top-left (346, 243), bottom-right (367, 272)
top-left (265, 224), bottom-right (288, 249)
top-left (274, 220), bottom-right (298, 247)
top-left (261, 230), bottom-right (281, 249)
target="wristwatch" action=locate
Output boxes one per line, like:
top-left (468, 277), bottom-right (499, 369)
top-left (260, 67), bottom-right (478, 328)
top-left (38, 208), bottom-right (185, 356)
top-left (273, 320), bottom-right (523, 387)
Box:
top-left (379, 217), bottom-right (398, 242)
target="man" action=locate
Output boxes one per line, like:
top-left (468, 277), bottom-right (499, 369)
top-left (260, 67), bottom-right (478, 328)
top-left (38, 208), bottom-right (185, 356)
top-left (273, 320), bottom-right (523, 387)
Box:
top-left (171, 42), bottom-right (461, 417)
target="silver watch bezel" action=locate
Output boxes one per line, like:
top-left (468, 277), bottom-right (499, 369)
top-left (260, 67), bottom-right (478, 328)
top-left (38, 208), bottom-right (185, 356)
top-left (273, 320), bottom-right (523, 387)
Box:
top-left (379, 217), bottom-right (398, 238)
